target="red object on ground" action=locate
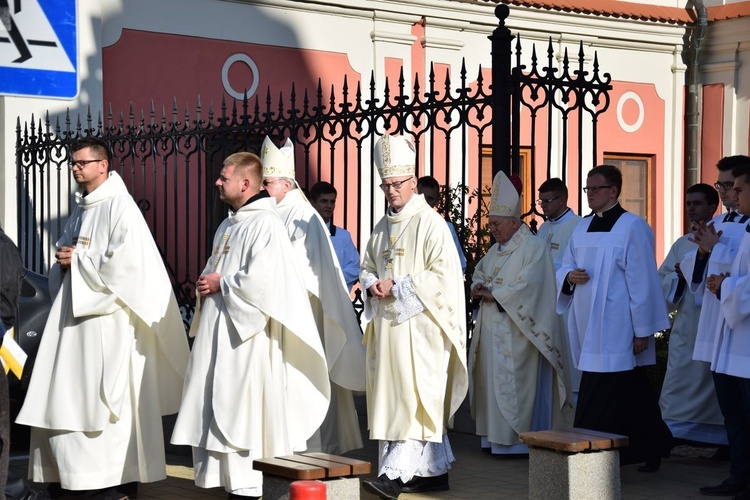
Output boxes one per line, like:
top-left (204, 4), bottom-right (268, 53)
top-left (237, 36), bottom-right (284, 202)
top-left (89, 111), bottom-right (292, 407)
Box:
top-left (289, 480), bottom-right (326, 499)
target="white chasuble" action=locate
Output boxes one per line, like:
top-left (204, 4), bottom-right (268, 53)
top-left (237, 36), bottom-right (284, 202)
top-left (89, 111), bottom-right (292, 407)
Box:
top-left (16, 172), bottom-right (190, 489)
top-left (170, 197), bottom-right (329, 493)
top-left (361, 194), bottom-right (468, 443)
top-left (470, 225), bottom-right (573, 449)
top-left (658, 235), bottom-right (726, 444)
top-left (557, 213), bottom-right (670, 372)
top-left (276, 189), bottom-right (365, 454)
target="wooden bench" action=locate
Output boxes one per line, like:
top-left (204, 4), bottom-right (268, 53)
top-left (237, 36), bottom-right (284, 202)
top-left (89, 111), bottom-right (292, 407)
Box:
top-left (253, 453), bottom-right (371, 500)
top-left (520, 428), bottom-right (629, 500)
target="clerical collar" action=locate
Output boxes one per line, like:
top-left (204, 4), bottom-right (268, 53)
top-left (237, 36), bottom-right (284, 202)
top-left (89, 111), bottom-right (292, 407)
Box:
top-left (242, 190), bottom-right (269, 208)
top-left (595, 202), bottom-right (620, 217)
top-left (550, 207), bottom-right (571, 223)
top-left (588, 202), bottom-right (626, 232)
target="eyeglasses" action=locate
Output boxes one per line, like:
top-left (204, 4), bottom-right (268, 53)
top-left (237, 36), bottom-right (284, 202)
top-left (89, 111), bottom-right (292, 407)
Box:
top-left (582, 185), bottom-right (613, 194)
top-left (69, 159), bottom-right (102, 169)
top-left (537, 195), bottom-right (562, 206)
top-left (262, 179), bottom-right (282, 187)
top-left (379, 177), bottom-right (413, 192)
top-left (714, 181), bottom-right (735, 192)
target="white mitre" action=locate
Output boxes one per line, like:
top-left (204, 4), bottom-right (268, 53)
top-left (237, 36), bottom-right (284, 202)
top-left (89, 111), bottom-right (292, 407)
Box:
top-left (374, 134), bottom-right (416, 180)
top-left (489, 170), bottom-right (521, 218)
top-left (261, 136), bottom-right (296, 179)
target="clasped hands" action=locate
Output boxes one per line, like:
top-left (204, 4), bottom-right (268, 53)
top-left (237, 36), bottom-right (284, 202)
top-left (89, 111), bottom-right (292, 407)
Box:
top-left (196, 272), bottom-right (221, 296)
top-left (368, 279), bottom-right (394, 299)
top-left (706, 272), bottom-right (729, 295)
top-left (55, 245), bottom-right (76, 270)
top-left (471, 283), bottom-right (495, 302)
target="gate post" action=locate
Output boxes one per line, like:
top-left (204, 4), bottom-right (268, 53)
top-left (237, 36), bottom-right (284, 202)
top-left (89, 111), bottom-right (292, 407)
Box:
top-left (489, 4), bottom-right (514, 177)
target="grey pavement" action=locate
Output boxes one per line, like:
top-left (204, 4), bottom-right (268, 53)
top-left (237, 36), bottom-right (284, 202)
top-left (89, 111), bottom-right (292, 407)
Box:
top-left (9, 399), bottom-right (731, 499)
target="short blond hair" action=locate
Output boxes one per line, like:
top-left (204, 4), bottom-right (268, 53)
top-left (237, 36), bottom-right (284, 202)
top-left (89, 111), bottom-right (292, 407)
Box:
top-left (224, 152), bottom-right (262, 183)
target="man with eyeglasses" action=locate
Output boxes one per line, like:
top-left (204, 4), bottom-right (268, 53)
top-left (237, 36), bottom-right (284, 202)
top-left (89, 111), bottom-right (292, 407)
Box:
top-left (536, 178), bottom-right (582, 401)
top-left (259, 137), bottom-right (365, 456)
top-left (16, 137), bottom-right (190, 499)
top-left (680, 155), bottom-right (750, 496)
top-left (557, 164), bottom-right (672, 473)
top-left (360, 135), bottom-right (467, 499)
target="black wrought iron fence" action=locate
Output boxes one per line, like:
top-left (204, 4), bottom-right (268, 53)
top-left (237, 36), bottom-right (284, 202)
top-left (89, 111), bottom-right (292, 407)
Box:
top-left (15, 6), bottom-right (611, 323)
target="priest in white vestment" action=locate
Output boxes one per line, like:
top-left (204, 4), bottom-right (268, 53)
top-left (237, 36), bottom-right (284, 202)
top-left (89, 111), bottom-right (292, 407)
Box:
top-left (360, 135), bottom-right (468, 500)
top-left (260, 137), bottom-right (365, 455)
top-left (658, 183), bottom-right (726, 446)
top-left (557, 164), bottom-right (672, 472)
top-left (691, 158), bottom-right (750, 497)
top-left (469, 172), bottom-right (573, 454)
top-left (535, 177), bottom-right (582, 399)
top-left (16, 138), bottom-right (190, 499)
top-left (170, 152), bottom-right (330, 500)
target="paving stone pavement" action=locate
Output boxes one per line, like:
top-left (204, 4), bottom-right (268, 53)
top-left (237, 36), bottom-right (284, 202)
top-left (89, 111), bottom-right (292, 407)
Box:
top-left (9, 401), bottom-right (731, 499)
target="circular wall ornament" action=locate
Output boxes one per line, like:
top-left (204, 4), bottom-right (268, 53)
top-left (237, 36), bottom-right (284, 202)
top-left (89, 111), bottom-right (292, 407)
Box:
top-left (616, 91), bottom-right (644, 133)
top-left (222, 53), bottom-right (260, 100)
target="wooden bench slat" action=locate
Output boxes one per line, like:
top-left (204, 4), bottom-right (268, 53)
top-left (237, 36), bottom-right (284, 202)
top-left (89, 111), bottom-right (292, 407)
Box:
top-left (520, 428), bottom-right (629, 453)
top-left (300, 453), bottom-right (372, 475)
top-left (277, 455), bottom-right (351, 477)
top-left (570, 428), bottom-right (629, 448)
top-left (252, 457), bottom-right (326, 480)
top-left (540, 429), bottom-right (617, 451)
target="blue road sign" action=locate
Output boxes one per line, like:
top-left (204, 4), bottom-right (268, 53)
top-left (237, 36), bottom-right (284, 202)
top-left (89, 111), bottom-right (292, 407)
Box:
top-left (0, 0), bottom-right (78, 99)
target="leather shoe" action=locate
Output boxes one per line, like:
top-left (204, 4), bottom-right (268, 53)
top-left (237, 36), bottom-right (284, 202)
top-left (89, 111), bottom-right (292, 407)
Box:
top-left (700, 477), bottom-right (748, 496)
top-left (400, 473), bottom-right (449, 493)
top-left (362, 475), bottom-right (403, 499)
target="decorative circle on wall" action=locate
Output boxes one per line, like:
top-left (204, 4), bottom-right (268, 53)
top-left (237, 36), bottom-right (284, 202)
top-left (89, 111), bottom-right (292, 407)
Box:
top-left (222, 53), bottom-right (260, 101)
top-left (616, 91), bottom-right (644, 133)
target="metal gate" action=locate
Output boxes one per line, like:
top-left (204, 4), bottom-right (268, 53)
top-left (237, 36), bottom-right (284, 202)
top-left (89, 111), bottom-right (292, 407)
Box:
top-left (15, 6), bottom-right (611, 321)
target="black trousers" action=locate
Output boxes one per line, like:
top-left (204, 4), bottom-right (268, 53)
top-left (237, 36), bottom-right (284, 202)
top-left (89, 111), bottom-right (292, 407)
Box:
top-left (574, 368), bottom-right (672, 465)
top-left (712, 372), bottom-right (750, 482)
top-left (1, 369), bottom-right (9, 498)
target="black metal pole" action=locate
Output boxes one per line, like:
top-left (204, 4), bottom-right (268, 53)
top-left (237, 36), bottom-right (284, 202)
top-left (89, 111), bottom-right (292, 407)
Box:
top-left (489, 4), bottom-right (514, 177)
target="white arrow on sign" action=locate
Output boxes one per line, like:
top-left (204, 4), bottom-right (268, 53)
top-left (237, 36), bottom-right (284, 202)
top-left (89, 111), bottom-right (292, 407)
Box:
top-left (0, 0), bottom-right (75, 72)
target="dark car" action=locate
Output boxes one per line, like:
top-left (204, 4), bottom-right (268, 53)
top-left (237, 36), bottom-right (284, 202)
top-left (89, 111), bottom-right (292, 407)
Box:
top-left (8, 270), bottom-right (51, 417)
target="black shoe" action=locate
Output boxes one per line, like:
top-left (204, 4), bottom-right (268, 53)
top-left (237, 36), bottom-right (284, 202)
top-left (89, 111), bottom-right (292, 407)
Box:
top-left (227, 494), bottom-right (259, 500)
top-left (700, 477), bottom-right (748, 496)
top-left (46, 484), bottom-right (89, 499)
top-left (362, 475), bottom-right (403, 499)
top-left (400, 473), bottom-right (449, 493)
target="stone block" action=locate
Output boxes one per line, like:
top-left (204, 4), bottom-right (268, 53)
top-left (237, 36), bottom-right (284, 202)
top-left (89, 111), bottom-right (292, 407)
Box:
top-left (528, 447), bottom-right (621, 500)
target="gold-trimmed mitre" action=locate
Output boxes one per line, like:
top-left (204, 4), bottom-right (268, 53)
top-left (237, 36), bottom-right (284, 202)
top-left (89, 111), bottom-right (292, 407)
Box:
top-left (261, 136), bottom-right (296, 179)
top-left (374, 134), bottom-right (416, 180)
top-left (489, 170), bottom-right (521, 218)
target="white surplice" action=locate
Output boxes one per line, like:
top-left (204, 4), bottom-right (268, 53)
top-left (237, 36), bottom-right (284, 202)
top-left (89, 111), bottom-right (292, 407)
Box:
top-left (681, 214), bottom-right (747, 363)
top-left (276, 189), bottom-right (365, 454)
top-left (717, 229), bottom-right (750, 378)
top-left (658, 234), bottom-right (727, 444)
top-left (470, 225), bottom-right (573, 453)
top-left (557, 212), bottom-right (670, 372)
top-left (170, 196), bottom-right (330, 496)
top-left (16, 172), bottom-right (190, 490)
